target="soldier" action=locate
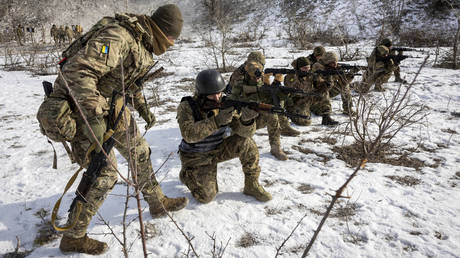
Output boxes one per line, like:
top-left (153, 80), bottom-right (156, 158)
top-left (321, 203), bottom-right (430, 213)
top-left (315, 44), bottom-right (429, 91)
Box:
top-left (361, 38), bottom-right (397, 92)
top-left (229, 51), bottom-right (288, 161)
top-left (15, 24), bottom-right (24, 46)
top-left (58, 25), bottom-right (66, 47)
top-left (74, 24), bottom-right (83, 38)
top-left (50, 4), bottom-right (187, 254)
top-left (311, 52), bottom-right (353, 124)
top-left (177, 69), bottom-right (271, 204)
top-left (50, 24), bottom-right (58, 45)
top-left (382, 38), bottom-right (408, 84)
top-left (284, 57), bottom-right (338, 125)
top-left (65, 25), bottom-right (74, 43)
top-left (307, 45), bottom-right (326, 65)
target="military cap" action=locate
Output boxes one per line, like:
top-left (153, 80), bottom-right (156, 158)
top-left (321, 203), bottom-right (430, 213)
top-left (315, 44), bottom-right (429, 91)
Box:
top-left (313, 46), bottom-right (326, 56)
top-left (321, 52), bottom-right (338, 65)
top-left (247, 51), bottom-right (266, 66)
top-left (381, 38), bottom-right (392, 48)
top-left (151, 4), bottom-right (183, 39)
top-left (296, 57), bottom-right (310, 69)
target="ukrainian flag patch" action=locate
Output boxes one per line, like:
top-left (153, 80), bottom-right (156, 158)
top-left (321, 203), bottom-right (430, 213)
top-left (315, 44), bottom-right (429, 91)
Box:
top-left (101, 45), bottom-right (109, 54)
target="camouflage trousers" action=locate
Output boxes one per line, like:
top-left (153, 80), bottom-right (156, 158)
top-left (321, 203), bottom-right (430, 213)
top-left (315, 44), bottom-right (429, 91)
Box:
top-left (329, 82), bottom-right (353, 112)
top-left (255, 112), bottom-right (280, 146)
top-left (287, 92), bottom-right (331, 125)
top-left (179, 134), bottom-right (260, 203)
top-left (361, 63), bottom-right (395, 92)
top-left (64, 115), bottom-right (158, 238)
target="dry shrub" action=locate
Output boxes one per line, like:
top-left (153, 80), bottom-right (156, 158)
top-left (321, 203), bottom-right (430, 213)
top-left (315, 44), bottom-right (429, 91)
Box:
top-left (399, 28), bottom-right (453, 47)
top-left (237, 232), bottom-right (259, 248)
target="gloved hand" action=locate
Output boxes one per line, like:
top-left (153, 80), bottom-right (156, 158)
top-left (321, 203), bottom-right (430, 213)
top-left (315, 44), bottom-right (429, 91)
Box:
top-left (83, 116), bottom-right (106, 153)
top-left (240, 107), bottom-right (258, 123)
top-left (138, 105), bottom-right (156, 130)
top-left (214, 107), bottom-right (234, 127)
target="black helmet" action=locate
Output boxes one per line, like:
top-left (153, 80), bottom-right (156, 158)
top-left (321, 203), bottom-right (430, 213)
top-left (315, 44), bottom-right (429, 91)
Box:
top-left (195, 69), bottom-right (226, 95)
top-left (381, 38), bottom-right (392, 48)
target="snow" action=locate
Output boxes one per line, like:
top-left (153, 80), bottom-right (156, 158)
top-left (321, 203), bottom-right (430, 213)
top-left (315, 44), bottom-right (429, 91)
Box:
top-left (1, 5), bottom-right (460, 258)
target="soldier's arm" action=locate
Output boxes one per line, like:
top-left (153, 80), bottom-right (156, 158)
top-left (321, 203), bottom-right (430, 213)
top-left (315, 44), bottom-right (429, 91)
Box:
top-left (176, 101), bottom-right (221, 143)
top-left (230, 115), bottom-right (256, 138)
top-left (60, 26), bottom-right (129, 119)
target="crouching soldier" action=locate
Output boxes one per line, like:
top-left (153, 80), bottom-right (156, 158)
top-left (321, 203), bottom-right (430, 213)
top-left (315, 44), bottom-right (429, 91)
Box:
top-left (177, 69), bottom-right (272, 203)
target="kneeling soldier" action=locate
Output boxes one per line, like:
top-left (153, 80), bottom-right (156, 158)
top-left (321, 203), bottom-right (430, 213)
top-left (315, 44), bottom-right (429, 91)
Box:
top-left (177, 69), bottom-right (272, 203)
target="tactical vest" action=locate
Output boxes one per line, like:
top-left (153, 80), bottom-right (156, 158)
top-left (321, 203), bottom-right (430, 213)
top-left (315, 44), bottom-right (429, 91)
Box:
top-left (178, 97), bottom-right (228, 153)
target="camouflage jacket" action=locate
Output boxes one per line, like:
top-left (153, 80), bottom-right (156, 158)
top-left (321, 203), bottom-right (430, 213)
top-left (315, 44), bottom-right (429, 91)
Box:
top-left (52, 14), bottom-right (155, 121)
top-left (229, 63), bottom-right (271, 103)
top-left (176, 96), bottom-right (256, 146)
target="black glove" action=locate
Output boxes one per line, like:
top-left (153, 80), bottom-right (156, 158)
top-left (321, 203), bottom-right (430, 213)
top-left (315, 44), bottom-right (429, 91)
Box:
top-left (214, 107), bottom-right (234, 127)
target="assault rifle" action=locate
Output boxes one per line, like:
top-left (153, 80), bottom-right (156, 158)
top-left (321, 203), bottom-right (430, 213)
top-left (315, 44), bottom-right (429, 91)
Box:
top-left (392, 47), bottom-right (424, 53)
top-left (41, 81), bottom-right (75, 166)
top-left (378, 55), bottom-right (420, 65)
top-left (337, 63), bottom-right (367, 70)
top-left (259, 84), bottom-right (321, 107)
top-left (264, 68), bottom-right (361, 77)
top-left (69, 90), bottom-right (126, 211)
top-left (214, 96), bottom-right (310, 120)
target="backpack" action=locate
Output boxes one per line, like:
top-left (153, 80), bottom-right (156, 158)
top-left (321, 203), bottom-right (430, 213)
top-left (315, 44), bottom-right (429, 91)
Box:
top-left (36, 81), bottom-right (76, 142)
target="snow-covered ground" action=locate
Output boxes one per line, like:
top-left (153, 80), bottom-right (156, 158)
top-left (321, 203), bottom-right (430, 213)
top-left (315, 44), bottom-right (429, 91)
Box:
top-left (1, 35), bottom-right (460, 258)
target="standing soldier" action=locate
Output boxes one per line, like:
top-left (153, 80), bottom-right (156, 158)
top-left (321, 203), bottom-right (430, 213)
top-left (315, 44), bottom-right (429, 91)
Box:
top-left (74, 24), bottom-right (83, 38)
top-left (177, 69), bottom-right (271, 203)
top-left (284, 57), bottom-right (337, 125)
top-left (65, 25), bottom-right (74, 43)
top-left (16, 24), bottom-right (24, 46)
top-left (50, 24), bottom-right (58, 45)
top-left (360, 38), bottom-right (397, 92)
top-left (229, 51), bottom-right (288, 160)
top-left (382, 38), bottom-right (408, 83)
top-left (50, 4), bottom-right (187, 254)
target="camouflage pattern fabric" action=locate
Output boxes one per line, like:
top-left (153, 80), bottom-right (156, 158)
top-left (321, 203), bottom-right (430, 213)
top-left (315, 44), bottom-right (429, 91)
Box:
top-left (284, 72), bottom-right (331, 125)
top-left (361, 45), bottom-right (396, 92)
top-left (51, 14), bottom-right (166, 238)
top-left (16, 25), bottom-right (24, 45)
top-left (177, 98), bottom-right (259, 203)
top-left (50, 25), bottom-right (58, 44)
top-left (65, 26), bottom-right (74, 43)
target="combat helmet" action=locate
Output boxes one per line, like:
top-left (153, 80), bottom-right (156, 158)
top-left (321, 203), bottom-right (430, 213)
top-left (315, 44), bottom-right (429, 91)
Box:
top-left (195, 69), bottom-right (226, 95)
top-left (321, 52), bottom-right (338, 65)
top-left (247, 51), bottom-right (265, 66)
top-left (381, 38), bottom-right (392, 48)
top-left (313, 46), bottom-right (326, 56)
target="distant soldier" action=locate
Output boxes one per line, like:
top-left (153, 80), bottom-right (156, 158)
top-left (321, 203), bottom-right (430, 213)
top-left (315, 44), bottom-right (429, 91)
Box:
top-left (229, 51), bottom-right (289, 160)
top-left (383, 38), bottom-right (408, 84)
top-left (50, 24), bottom-right (58, 45)
top-left (65, 25), bottom-right (74, 43)
top-left (16, 24), bottom-right (24, 46)
top-left (284, 57), bottom-right (338, 125)
top-left (74, 24), bottom-right (83, 38)
top-left (177, 69), bottom-right (271, 204)
top-left (58, 25), bottom-right (66, 46)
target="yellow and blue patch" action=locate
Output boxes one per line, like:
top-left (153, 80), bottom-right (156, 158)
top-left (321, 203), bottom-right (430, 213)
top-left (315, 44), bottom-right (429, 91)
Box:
top-left (101, 45), bottom-right (109, 54)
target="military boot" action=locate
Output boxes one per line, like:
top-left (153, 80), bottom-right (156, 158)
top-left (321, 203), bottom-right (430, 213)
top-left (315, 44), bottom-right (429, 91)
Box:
top-left (243, 174), bottom-right (272, 201)
top-left (394, 77), bottom-right (408, 84)
top-left (279, 116), bottom-right (301, 136)
top-left (321, 114), bottom-right (339, 126)
top-left (59, 234), bottom-right (108, 255)
top-left (146, 186), bottom-right (188, 218)
top-left (270, 143), bottom-right (288, 161)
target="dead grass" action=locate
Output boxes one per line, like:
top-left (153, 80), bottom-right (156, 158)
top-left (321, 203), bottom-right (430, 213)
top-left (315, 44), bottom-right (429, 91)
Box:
top-left (332, 142), bottom-right (440, 171)
top-left (236, 232), bottom-right (259, 248)
top-left (33, 208), bottom-right (61, 246)
top-left (264, 206), bottom-right (283, 216)
top-left (385, 175), bottom-right (422, 186)
top-left (262, 178), bottom-right (292, 187)
top-left (297, 183), bottom-right (315, 194)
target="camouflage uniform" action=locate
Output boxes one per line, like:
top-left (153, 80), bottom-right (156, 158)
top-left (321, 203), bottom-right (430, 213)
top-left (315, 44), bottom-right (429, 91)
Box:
top-left (58, 25), bottom-right (66, 47)
top-left (65, 26), bottom-right (74, 43)
top-left (312, 52), bottom-right (354, 115)
top-left (229, 52), bottom-right (288, 161)
top-left (284, 57), bottom-right (332, 125)
top-left (50, 24), bottom-right (58, 45)
top-left (361, 41), bottom-right (396, 92)
top-left (16, 24), bottom-right (24, 46)
top-left (177, 95), bottom-right (270, 203)
top-left (52, 5), bottom-right (186, 255)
